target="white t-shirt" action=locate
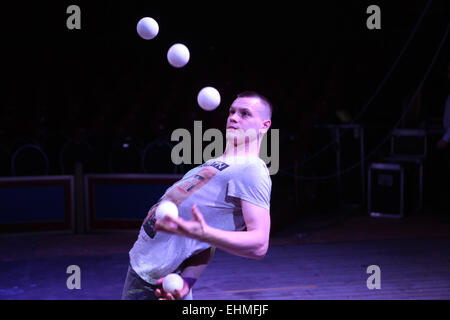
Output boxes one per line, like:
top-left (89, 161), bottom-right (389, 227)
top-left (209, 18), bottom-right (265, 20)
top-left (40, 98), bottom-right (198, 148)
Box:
top-left (129, 155), bottom-right (272, 284)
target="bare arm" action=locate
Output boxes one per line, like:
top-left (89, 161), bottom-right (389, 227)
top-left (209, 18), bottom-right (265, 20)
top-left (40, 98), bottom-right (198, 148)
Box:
top-left (201, 200), bottom-right (270, 259)
top-left (155, 200), bottom-right (271, 260)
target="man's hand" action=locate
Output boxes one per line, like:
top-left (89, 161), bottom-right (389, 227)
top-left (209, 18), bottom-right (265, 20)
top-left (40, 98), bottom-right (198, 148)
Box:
top-left (155, 277), bottom-right (190, 300)
top-left (156, 200), bottom-right (270, 260)
top-left (154, 204), bottom-right (208, 241)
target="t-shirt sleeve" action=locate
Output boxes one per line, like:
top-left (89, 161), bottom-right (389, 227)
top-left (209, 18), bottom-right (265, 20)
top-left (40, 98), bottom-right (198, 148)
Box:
top-left (227, 161), bottom-right (272, 210)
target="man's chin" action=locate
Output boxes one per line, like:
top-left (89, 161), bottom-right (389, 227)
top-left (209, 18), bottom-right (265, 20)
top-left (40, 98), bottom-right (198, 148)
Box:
top-left (225, 129), bottom-right (240, 139)
top-left (226, 132), bottom-right (260, 145)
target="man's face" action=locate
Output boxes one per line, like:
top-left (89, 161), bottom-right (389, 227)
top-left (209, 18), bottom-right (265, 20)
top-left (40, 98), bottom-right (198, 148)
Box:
top-left (226, 97), bottom-right (270, 142)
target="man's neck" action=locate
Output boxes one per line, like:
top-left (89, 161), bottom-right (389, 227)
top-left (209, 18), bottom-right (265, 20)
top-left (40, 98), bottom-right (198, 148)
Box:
top-left (223, 140), bottom-right (260, 158)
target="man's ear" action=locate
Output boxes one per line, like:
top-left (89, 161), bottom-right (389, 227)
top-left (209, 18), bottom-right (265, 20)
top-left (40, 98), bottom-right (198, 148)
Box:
top-left (262, 120), bottom-right (271, 131)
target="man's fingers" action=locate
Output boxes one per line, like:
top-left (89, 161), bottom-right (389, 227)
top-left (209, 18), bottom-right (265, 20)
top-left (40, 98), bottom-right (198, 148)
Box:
top-left (164, 215), bottom-right (192, 233)
top-left (173, 289), bottom-right (182, 299)
top-left (155, 219), bottom-right (179, 233)
top-left (166, 293), bottom-right (175, 300)
top-left (191, 204), bottom-right (205, 223)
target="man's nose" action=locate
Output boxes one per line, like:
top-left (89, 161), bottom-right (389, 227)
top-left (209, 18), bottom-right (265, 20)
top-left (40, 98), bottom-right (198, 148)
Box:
top-left (229, 113), bottom-right (239, 122)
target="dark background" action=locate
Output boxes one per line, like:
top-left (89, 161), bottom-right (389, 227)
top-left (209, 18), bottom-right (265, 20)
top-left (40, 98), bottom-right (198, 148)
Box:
top-left (1, 0), bottom-right (449, 233)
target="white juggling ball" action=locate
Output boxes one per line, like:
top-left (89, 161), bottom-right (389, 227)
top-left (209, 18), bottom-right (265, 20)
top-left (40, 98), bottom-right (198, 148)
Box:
top-left (167, 43), bottom-right (190, 68)
top-left (197, 86), bottom-right (221, 111)
top-left (162, 273), bottom-right (184, 294)
top-left (155, 200), bottom-right (179, 220)
top-left (136, 17), bottom-right (159, 40)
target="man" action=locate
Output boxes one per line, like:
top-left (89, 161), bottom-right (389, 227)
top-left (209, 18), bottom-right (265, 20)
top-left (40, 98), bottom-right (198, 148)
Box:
top-left (122, 91), bottom-right (273, 300)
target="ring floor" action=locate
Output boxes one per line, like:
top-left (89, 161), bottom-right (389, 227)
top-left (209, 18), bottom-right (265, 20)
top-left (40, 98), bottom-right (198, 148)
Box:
top-left (1, 215), bottom-right (450, 300)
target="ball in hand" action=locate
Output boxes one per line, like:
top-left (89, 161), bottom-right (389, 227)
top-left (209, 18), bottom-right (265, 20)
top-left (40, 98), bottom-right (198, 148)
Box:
top-left (155, 200), bottom-right (179, 220)
top-left (162, 273), bottom-right (184, 294)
